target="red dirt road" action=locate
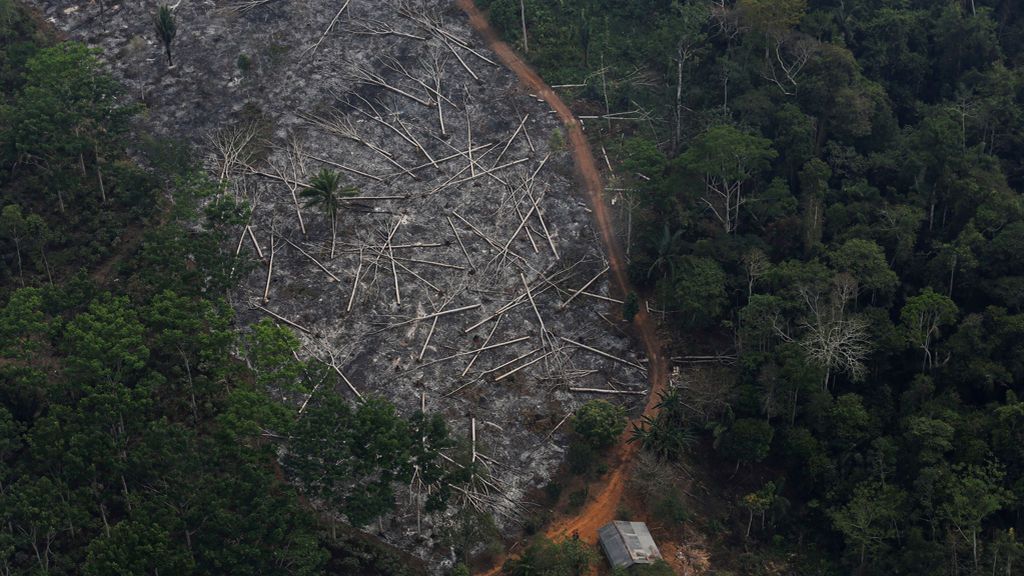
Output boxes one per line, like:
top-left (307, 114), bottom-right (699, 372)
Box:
top-left (454, 1), bottom-right (670, 573)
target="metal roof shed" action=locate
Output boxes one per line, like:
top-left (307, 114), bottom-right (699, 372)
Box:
top-left (598, 521), bottom-right (663, 569)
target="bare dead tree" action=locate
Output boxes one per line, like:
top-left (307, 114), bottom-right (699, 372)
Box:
top-left (776, 274), bottom-right (871, 391)
top-left (762, 35), bottom-right (813, 96)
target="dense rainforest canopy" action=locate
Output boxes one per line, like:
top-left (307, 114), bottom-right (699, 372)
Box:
top-left (480, 0), bottom-right (1024, 574)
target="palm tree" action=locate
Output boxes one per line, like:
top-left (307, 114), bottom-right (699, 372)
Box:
top-left (154, 5), bottom-right (176, 67)
top-left (647, 222), bottom-right (683, 281)
top-left (300, 169), bottom-right (358, 258)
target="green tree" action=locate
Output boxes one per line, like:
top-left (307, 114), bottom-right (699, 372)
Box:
top-left (63, 295), bottom-right (149, 385)
top-left (154, 6), bottom-right (177, 67)
top-left (939, 462), bottom-right (1011, 572)
top-left (83, 520), bottom-right (193, 576)
top-left (738, 0), bottom-right (807, 35)
top-left (677, 125), bottom-right (777, 234)
top-left (243, 318), bottom-right (305, 393)
top-left (300, 168), bottom-right (358, 259)
top-left (717, 418), bottom-right (774, 472)
top-left (629, 389), bottom-right (695, 461)
top-left (503, 536), bottom-right (595, 576)
top-left (0, 205), bottom-right (46, 285)
top-left (899, 288), bottom-right (959, 371)
top-left (741, 481), bottom-right (778, 538)
top-left (830, 481), bottom-right (905, 569)
top-left (286, 394), bottom-right (416, 528)
top-left (0, 287), bottom-right (47, 359)
top-left (12, 43), bottom-right (128, 211)
top-left (660, 255), bottom-right (726, 329)
top-left (572, 400), bottom-right (626, 449)
top-left (828, 238), bottom-right (898, 300)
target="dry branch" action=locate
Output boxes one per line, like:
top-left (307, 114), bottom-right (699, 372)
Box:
top-left (560, 266), bottom-right (608, 309)
top-left (560, 336), bottom-right (645, 370)
top-left (346, 248), bottom-right (363, 312)
top-left (281, 237), bottom-right (341, 282)
top-left (462, 315), bottom-right (501, 376)
top-left (250, 300), bottom-right (314, 334)
top-left (569, 387), bottom-right (645, 395)
top-left (447, 216), bottom-right (475, 271)
top-left (304, 0), bottom-right (351, 55)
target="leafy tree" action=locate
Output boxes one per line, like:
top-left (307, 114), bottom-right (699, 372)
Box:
top-left (286, 394), bottom-right (423, 528)
top-left (659, 255), bottom-right (726, 329)
top-left (939, 462), bottom-right (1011, 572)
top-left (717, 418), bottom-right (773, 472)
top-left (243, 318), bottom-right (305, 393)
top-left (737, 0), bottom-right (807, 35)
top-left (0, 204), bottom-right (47, 285)
top-left (502, 536), bottom-right (595, 576)
top-left (827, 393), bottom-right (873, 453)
top-left (677, 125), bottom-right (777, 234)
top-left (300, 168), bottom-right (358, 259)
top-left (899, 288), bottom-right (959, 371)
top-left (154, 6), bottom-right (176, 67)
top-left (629, 389), bottom-right (695, 461)
top-left (0, 287), bottom-right (47, 359)
top-left (828, 238), bottom-right (898, 299)
top-left (83, 520), bottom-right (193, 576)
top-left (830, 481), bottom-right (906, 569)
top-left (572, 399), bottom-right (625, 449)
top-left (12, 43), bottom-right (128, 211)
top-left (741, 481), bottom-right (778, 538)
top-left (646, 223), bottom-right (683, 282)
top-left (62, 295), bottom-right (149, 385)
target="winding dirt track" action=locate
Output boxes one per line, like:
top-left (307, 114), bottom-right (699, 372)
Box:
top-left (454, 1), bottom-right (670, 572)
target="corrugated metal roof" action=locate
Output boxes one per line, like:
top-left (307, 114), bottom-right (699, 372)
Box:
top-left (597, 520), bottom-right (662, 568)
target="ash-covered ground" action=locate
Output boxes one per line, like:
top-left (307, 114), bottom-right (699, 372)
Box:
top-left (30, 0), bottom-right (649, 564)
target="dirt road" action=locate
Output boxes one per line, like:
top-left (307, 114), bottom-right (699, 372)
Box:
top-left (454, 0), bottom-right (670, 572)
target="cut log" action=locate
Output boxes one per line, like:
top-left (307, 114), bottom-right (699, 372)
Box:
top-left (569, 387), bottom-right (645, 395)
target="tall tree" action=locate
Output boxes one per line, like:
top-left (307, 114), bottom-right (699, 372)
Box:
top-left (678, 125), bottom-right (777, 234)
top-left (300, 169), bottom-right (358, 259)
top-left (154, 5), bottom-right (176, 67)
top-left (779, 274), bottom-right (871, 389)
top-left (900, 288), bottom-right (959, 371)
top-left (830, 481), bottom-right (905, 569)
top-left (12, 44), bottom-right (128, 212)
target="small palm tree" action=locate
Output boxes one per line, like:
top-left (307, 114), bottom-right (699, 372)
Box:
top-left (154, 5), bottom-right (176, 67)
top-left (647, 222), bottom-right (683, 280)
top-left (300, 169), bottom-right (358, 258)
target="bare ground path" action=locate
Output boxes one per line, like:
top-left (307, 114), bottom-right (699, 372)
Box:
top-left (454, 0), bottom-right (671, 572)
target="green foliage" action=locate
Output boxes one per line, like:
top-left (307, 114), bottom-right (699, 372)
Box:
top-left (566, 439), bottom-right (595, 476)
top-left (502, 536), bottom-right (595, 576)
top-left (737, 0), bottom-right (807, 34)
top-left (300, 168), bottom-right (358, 256)
top-left (630, 389), bottom-right (696, 461)
top-left (829, 481), bottom-right (905, 567)
top-left (658, 255), bottom-right (726, 329)
top-left (572, 399), bottom-right (626, 449)
top-left (718, 418), bottom-right (773, 469)
top-left (828, 239), bottom-right (898, 297)
top-left (154, 6), bottom-right (176, 66)
top-left (900, 288), bottom-right (959, 371)
top-left (613, 561), bottom-right (675, 576)
top-left (12, 43), bottom-right (127, 167)
top-left (63, 295), bottom-right (149, 385)
top-left (498, 0), bottom-right (1024, 572)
